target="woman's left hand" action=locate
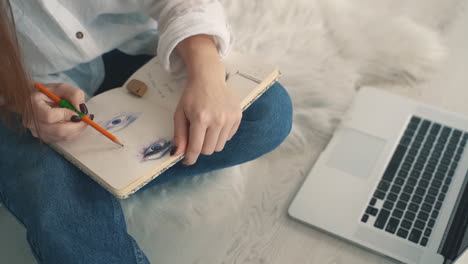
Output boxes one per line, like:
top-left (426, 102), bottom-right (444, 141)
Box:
top-left (172, 61), bottom-right (242, 165)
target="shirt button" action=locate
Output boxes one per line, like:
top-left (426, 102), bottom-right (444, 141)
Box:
top-left (75, 31), bottom-right (84, 39)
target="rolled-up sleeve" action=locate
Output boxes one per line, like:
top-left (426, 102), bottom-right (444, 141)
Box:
top-left (142, 0), bottom-right (232, 72)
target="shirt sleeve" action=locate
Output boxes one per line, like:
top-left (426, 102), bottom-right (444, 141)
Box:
top-left (142, 0), bottom-right (232, 73)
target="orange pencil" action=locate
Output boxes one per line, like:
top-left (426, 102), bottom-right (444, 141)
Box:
top-left (34, 83), bottom-right (124, 147)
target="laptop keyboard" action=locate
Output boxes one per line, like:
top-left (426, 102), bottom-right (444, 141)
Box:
top-left (361, 116), bottom-right (467, 247)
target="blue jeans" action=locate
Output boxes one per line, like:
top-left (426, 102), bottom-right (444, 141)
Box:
top-left (0, 51), bottom-right (293, 264)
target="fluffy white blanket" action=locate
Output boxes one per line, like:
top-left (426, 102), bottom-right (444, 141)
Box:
top-left (0, 0), bottom-right (463, 263)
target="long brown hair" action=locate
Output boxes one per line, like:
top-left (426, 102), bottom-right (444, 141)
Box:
top-left (0, 0), bottom-right (35, 130)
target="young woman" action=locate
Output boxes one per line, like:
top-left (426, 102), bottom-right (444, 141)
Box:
top-left (0, 0), bottom-right (292, 263)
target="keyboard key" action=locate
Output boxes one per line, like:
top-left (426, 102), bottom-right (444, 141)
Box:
top-left (401, 221), bottom-right (412, 231)
top-left (420, 121), bottom-right (431, 133)
top-left (387, 193), bottom-right (398, 202)
top-left (418, 212), bottom-right (429, 221)
top-left (412, 195), bottom-right (423, 204)
top-left (402, 162), bottom-right (412, 171)
top-left (404, 211), bottom-right (416, 221)
top-left (366, 206), bottom-right (378, 216)
top-left (395, 177), bottom-right (405, 186)
top-left (428, 187), bottom-right (438, 196)
top-left (414, 163), bottom-right (424, 171)
top-left (397, 228), bottom-right (409, 239)
top-left (409, 171), bottom-right (421, 180)
top-left (391, 185), bottom-right (402, 194)
top-left (409, 229), bottom-right (423, 244)
top-left (416, 187), bottom-right (426, 196)
top-left (378, 181), bottom-right (391, 192)
top-left (361, 214), bottom-right (369, 223)
top-left (431, 179), bottom-right (442, 188)
top-left (430, 124), bottom-right (441, 135)
top-left (404, 185), bottom-right (414, 194)
top-left (385, 218), bottom-right (400, 234)
top-left (401, 136), bottom-right (412, 146)
top-left (410, 116), bottom-right (422, 126)
top-left (435, 172), bottom-right (445, 181)
top-left (400, 193), bottom-right (410, 202)
top-left (422, 172), bottom-right (432, 180)
top-left (424, 195), bottom-right (436, 204)
top-left (407, 178), bottom-right (417, 186)
top-left (398, 170), bottom-right (409, 178)
top-left (435, 201), bottom-right (442, 210)
top-left (383, 201), bottom-right (394, 210)
top-left (374, 190), bottom-right (386, 200)
top-left (421, 203), bottom-right (432, 212)
top-left (415, 135), bottom-right (425, 143)
top-left (370, 198), bottom-right (377, 206)
top-left (438, 193), bottom-right (446, 201)
top-left (392, 209), bottom-right (404, 219)
top-left (415, 219), bottom-right (426, 230)
top-left (428, 219), bottom-right (436, 228)
top-left (408, 203), bottom-right (419, 212)
top-left (374, 209), bottom-right (391, 229)
top-left (409, 149), bottom-right (418, 156)
top-left (396, 201), bottom-right (407, 210)
top-left (424, 228), bottom-right (432, 237)
top-left (421, 237), bottom-right (429, 247)
top-left (441, 127), bottom-right (451, 137)
top-left (448, 169), bottom-right (456, 178)
top-left (431, 210), bottom-right (439, 219)
top-left (418, 180), bottom-right (429, 188)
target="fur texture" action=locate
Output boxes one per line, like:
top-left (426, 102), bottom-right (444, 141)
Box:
top-left (121, 0), bottom-right (462, 262)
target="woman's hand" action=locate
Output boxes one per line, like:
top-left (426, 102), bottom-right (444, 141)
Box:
top-left (172, 35), bottom-right (242, 165)
top-left (172, 66), bottom-right (242, 165)
top-left (23, 83), bottom-right (92, 142)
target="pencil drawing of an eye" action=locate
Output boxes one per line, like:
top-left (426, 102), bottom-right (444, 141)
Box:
top-left (102, 112), bottom-right (141, 132)
top-left (140, 139), bottom-right (172, 162)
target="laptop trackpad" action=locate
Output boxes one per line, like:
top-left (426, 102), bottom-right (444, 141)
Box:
top-left (327, 128), bottom-right (386, 179)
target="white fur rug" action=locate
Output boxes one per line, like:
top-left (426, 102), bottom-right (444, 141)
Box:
top-left (1, 0), bottom-right (464, 263)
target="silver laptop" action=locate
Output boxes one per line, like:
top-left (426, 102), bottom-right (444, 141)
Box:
top-left (289, 87), bottom-right (468, 264)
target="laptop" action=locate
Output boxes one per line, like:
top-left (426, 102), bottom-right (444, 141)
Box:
top-left (289, 87), bottom-right (468, 264)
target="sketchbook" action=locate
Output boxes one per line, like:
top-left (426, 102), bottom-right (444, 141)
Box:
top-left (53, 52), bottom-right (281, 199)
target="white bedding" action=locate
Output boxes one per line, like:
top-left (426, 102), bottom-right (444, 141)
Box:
top-left (1, 0), bottom-right (464, 263)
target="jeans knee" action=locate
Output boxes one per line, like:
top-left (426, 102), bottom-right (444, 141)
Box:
top-left (243, 82), bottom-right (293, 153)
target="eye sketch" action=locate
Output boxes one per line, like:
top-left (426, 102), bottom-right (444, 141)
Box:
top-left (139, 138), bottom-right (172, 162)
top-left (101, 112), bottom-right (141, 133)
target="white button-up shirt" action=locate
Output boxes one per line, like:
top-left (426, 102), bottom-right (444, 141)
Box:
top-left (11, 0), bottom-right (232, 96)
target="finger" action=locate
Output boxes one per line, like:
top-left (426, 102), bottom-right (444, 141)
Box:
top-left (40, 121), bottom-right (89, 142)
top-left (184, 123), bottom-right (207, 165)
top-left (32, 92), bottom-right (80, 124)
top-left (201, 126), bottom-right (222, 155)
top-left (29, 128), bottom-right (39, 138)
top-left (172, 108), bottom-right (189, 155)
top-left (50, 83), bottom-right (86, 110)
top-left (228, 118), bottom-right (241, 141)
top-left (215, 123), bottom-right (232, 152)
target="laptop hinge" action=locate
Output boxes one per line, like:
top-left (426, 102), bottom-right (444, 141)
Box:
top-left (440, 170), bottom-right (468, 261)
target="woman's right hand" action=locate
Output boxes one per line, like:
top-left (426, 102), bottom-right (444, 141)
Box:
top-left (23, 83), bottom-right (92, 142)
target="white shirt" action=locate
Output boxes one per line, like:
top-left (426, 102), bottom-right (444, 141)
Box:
top-left (11, 0), bottom-right (232, 96)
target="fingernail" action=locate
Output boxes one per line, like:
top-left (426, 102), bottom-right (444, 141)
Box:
top-left (170, 145), bottom-right (178, 156)
top-left (79, 103), bottom-right (88, 114)
top-left (71, 115), bottom-right (82, 122)
top-left (89, 114), bottom-right (94, 121)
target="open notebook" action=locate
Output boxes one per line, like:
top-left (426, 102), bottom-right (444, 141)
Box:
top-left (53, 52), bottom-right (281, 199)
